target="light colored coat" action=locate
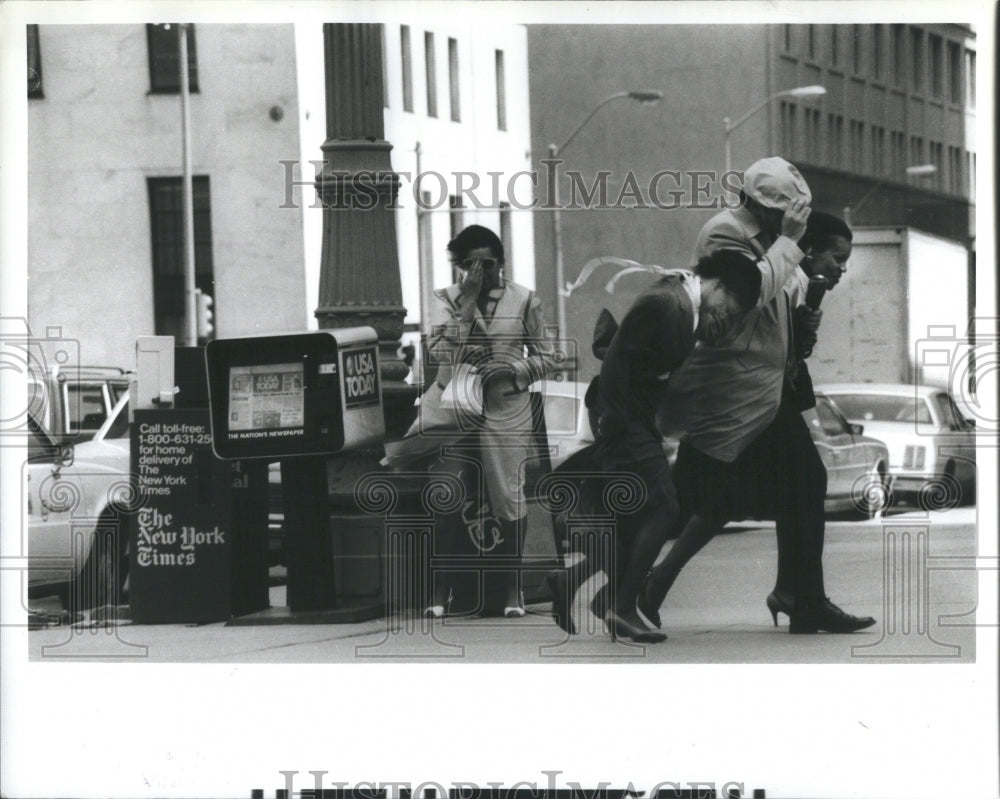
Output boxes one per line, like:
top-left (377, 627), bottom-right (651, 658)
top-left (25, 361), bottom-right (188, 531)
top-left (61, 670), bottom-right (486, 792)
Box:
top-left (660, 206), bottom-right (806, 462)
top-left (426, 280), bottom-right (555, 520)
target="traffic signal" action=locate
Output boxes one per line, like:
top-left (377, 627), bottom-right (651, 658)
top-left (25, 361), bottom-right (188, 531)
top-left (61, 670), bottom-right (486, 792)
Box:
top-left (196, 290), bottom-right (214, 340)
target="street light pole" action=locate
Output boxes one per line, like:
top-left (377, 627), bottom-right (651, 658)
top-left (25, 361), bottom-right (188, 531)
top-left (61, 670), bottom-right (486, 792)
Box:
top-left (548, 141), bottom-right (567, 345)
top-left (723, 84), bottom-right (826, 174)
top-left (548, 89), bottom-right (662, 339)
top-left (843, 164), bottom-right (937, 226)
top-left (178, 23), bottom-right (197, 347)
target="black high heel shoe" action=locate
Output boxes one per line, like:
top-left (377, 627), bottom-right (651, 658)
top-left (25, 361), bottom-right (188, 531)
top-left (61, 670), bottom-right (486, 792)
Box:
top-left (605, 609), bottom-right (668, 643)
top-left (766, 589), bottom-right (796, 627)
top-left (637, 578), bottom-right (664, 630)
top-left (788, 597), bottom-right (876, 634)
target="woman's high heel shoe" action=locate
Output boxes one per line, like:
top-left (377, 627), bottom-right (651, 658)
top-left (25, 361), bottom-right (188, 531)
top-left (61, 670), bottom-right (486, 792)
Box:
top-left (766, 589), bottom-right (796, 627)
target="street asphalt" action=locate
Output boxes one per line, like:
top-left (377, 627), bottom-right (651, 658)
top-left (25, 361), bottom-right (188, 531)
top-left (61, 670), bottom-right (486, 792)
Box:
top-left (25, 506), bottom-right (978, 664)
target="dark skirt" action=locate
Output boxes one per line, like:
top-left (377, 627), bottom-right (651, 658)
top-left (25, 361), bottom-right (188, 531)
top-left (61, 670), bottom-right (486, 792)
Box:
top-left (673, 424), bottom-right (785, 522)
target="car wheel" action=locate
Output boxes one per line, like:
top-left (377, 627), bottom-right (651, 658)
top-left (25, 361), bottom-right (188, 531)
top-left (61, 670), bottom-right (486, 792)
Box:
top-left (853, 462), bottom-right (890, 520)
top-left (954, 460), bottom-right (977, 507)
top-left (71, 513), bottom-right (128, 612)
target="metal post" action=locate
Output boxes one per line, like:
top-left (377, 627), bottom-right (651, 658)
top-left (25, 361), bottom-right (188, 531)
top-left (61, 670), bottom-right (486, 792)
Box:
top-left (723, 116), bottom-right (732, 175)
top-left (315, 23), bottom-right (414, 437)
top-left (415, 141), bottom-right (433, 336)
top-left (179, 23), bottom-right (197, 347)
top-left (549, 143), bottom-right (566, 343)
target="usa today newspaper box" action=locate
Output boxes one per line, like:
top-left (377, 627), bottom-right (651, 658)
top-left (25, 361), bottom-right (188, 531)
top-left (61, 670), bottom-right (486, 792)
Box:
top-left (205, 328), bottom-right (385, 614)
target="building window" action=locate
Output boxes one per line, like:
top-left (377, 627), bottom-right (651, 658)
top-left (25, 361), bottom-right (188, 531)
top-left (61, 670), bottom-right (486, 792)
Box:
top-left (779, 101), bottom-right (797, 158)
top-left (830, 26), bottom-right (839, 67)
top-left (909, 136), bottom-right (925, 171)
top-left (448, 38), bottom-right (461, 122)
top-left (910, 28), bottom-right (924, 92)
top-left (27, 24), bottom-right (43, 97)
top-left (948, 145), bottom-right (964, 194)
top-left (890, 131), bottom-right (906, 175)
top-left (495, 49), bottom-right (507, 131)
top-left (849, 120), bottom-right (865, 172)
top-left (424, 32), bottom-right (437, 118)
top-left (873, 24), bottom-right (883, 80)
top-left (965, 49), bottom-right (976, 108)
top-left (947, 41), bottom-right (961, 104)
top-left (870, 126), bottom-right (886, 176)
top-left (929, 35), bottom-right (943, 98)
top-left (804, 108), bottom-right (821, 164)
top-left (449, 194), bottom-right (464, 282)
top-left (783, 24), bottom-right (793, 53)
top-left (401, 26), bottom-right (413, 112)
top-left (449, 195), bottom-right (464, 239)
top-left (499, 202), bottom-right (512, 258)
top-left (891, 24), bottom-right (905, 87)
top-left (147, 177), bottom-right (214, 340)
top-left (147, 23), bottom-right (199, 94)
top-left (807, 25), bottom-right (816, 60)
top-left (827, 113), bottom-right (843, 169)
top-left (967, 150), bottom-right (976, 202)
top-left (929, 141), bottom-right (943, 188)
top-left (852, 24), bottom-right (862, 74)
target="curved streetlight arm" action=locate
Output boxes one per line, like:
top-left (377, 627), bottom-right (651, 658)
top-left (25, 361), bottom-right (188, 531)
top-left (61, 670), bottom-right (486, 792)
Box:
top-left (724, 91), bottom-right (791, 135)
top-left (846, 178), bottom-right (892, 222)
top-left (546, 89), bottom-right (662, 350)
top-left (845, 165), bottom-right (937, 226)
top-left (552, 91), bottom-right (652, 156)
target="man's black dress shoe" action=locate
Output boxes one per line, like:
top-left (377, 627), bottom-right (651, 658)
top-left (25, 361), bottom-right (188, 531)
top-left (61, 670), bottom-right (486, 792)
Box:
top-left (788, 597), bottom-right (876, 634)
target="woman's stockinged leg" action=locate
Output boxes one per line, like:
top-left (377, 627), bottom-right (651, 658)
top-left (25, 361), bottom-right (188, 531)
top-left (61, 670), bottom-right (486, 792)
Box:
top-left (638, 514), bottom-right (724, 628)
top-left (605, 500), bottom-right (676, 642)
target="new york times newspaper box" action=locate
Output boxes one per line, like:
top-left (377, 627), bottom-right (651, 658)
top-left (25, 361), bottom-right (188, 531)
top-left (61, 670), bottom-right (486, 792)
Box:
top-left (206, 328), bottom-right (386, 615)
top-left (130, 343), bottom-right (271, 624)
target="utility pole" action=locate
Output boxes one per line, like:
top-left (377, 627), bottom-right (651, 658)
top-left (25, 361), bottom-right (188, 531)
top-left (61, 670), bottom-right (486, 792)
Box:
top-left (179, 23), bottom-right (197, 346)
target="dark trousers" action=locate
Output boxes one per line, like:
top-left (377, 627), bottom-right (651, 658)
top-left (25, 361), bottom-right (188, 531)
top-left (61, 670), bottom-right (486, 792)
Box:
top-left (427, 439), bottom-right (524, 612)
top-left (770, 388), bottom-right (827, 600)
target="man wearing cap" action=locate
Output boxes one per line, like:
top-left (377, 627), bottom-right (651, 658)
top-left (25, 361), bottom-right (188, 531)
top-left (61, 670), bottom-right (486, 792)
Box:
top-left (639, 156), bottom-right (876, 635)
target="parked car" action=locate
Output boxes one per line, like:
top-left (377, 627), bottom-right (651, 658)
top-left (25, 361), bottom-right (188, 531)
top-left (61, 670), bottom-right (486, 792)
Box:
top-left (28, 364), bottom-right (131, 444)
top-left (805, 393), bottom-right (893, 516)
top-left (817, 382), bottom-right (977, 506)
top-left (26, 392), bottom-right (132, 607)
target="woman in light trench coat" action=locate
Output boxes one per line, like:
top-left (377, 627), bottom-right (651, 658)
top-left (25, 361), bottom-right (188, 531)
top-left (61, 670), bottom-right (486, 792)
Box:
top-left (388, 225), bottom-right (555, 617)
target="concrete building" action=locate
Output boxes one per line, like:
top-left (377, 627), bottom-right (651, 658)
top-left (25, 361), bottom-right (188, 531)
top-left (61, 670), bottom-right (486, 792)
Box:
top-left (527, 23), bottom-right (976, 382)
top-left (27, 23), bottom-right (308, 368)
top-left (28, 21), bottom-right (535, 379)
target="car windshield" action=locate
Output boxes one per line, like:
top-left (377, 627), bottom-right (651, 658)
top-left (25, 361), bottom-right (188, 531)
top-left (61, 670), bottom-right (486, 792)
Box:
top-left (815, 398), bottom-right (849, 436)
top-left (829, 394), bottom-right (932, 424)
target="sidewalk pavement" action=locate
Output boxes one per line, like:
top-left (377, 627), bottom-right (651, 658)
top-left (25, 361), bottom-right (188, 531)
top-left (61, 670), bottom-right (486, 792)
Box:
top-left (24, 507), bottom-right (978, 664)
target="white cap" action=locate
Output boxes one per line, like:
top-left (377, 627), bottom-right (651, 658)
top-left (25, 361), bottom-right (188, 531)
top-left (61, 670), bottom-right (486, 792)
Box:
top-left (743, 156), bottom-right (811, 210)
